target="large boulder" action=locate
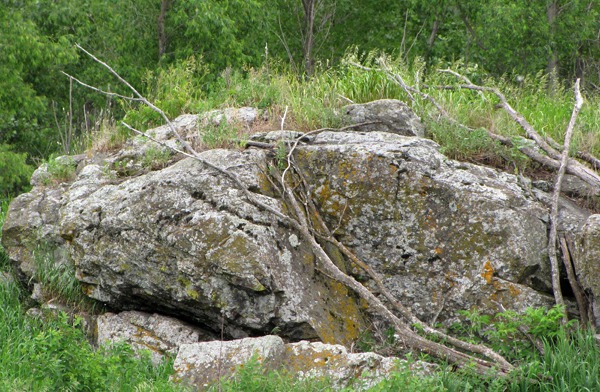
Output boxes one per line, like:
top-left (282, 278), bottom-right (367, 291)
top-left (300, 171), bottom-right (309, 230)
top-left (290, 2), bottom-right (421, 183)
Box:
top-left (3, 143), bottom-right (364, 345)
top-left (2, 107), bottom-right (592, 347)
top-left (295, 131), bottom-right (588, 322)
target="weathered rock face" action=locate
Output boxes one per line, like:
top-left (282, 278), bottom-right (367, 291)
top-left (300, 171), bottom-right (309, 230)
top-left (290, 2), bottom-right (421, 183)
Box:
top-left (3, 140), bottom-right (364, 345)
top-left (343, 99), bottom-right (426, 137)
top-left (172, 335), bottom-right (411, 390)
top-left (576, 214), bottom-right (600, 325)
top-left (59, 150), bottom-right (363, 344)
top-left (2, 105), bottom-right (593, 348)
top-left (96, 310), bottom-right (215, 364)
top-left (295, 131), bottom-right (589, 323)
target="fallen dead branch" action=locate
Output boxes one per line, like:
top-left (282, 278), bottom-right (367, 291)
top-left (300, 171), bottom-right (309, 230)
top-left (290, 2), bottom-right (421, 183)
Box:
top-left (72, 45), bottom-right (514, 376)
top-left (347, 60), bottom-right (600, 192)
top-left (547, 79), bottom-right (583, 321)
top-left (432, 71), bottom-right (600, 190)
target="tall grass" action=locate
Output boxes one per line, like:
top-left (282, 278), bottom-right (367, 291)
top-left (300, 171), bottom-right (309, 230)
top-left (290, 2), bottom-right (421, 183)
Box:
top-left (119, 51), bottom-right (600, 179)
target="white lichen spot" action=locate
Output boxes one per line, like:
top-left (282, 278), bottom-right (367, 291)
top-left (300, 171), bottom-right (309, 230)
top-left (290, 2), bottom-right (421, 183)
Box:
top-left (288, 234), bottom-right (300, 248)
top-left (449, 201), bottom-right (457, 212)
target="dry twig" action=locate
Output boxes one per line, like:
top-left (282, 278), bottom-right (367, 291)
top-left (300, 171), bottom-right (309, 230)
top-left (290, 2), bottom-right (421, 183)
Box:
top-left (547, 79), bottom-right (583, 320)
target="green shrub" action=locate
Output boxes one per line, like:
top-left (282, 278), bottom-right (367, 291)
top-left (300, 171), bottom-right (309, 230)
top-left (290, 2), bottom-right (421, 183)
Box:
top-left (37, 155), bottom-right (77, 185)
top-left (141, 146), bottom-right (173, 170)
top-left (0, 144), bottom-right (33, 197)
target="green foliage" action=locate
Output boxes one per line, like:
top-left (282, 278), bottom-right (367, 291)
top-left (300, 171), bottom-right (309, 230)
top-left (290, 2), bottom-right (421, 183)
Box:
top-left (142, 146), bottom-right (173, 170)
top-left (124, 56), bottom-right (209, 130)
top-left (0, 285), bottom-right (182, 391)
top-left (30, 241), bottom-right (95, 311)
top-left (369, 363), bottom-right (445, 392)
top-left (536, 327), bottom-right (600, 392)
top-left (0, 199), bottom-right (10, 270)
top-left (0, 144), bottom-right (33, 197)
top-left (166, 0), bottom-right (270, 73)
top-left (452, 305), bottom-right (575, 364)
top-left (0, 3), bottom-right (77, 159)
top-left (200, 120), bottom-right (245, 150)
top-left (275, 141), bottom-right (288, 170)
top-left (38, 156), bottom-right (77, 185)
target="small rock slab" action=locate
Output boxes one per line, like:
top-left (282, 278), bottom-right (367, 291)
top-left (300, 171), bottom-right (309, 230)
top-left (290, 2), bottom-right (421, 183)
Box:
top-left (171, 336), bottom-right (412, 390)
top-left (343, 99), bottom-right (425, 137)
top-left (97, 310), bottom-right (214, 363)
top-left (172, 335), bottom-right (285, 388)
top-left (284, 341), bottom-right (400, 390)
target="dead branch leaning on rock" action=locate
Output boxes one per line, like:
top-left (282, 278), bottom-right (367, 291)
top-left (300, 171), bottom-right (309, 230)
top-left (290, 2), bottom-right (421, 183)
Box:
top-left (72, 45), bottom-right (514, 376)
top-left (546, 79), bottom-right (583, 321)
top-left (433, 71), bottom-right (600, 190)
top-left (347, 61), bottom-right (600, 191)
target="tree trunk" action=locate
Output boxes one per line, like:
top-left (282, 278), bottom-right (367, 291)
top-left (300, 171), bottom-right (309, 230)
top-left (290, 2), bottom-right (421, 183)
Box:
top-left (158, 0), bottom-right (170, 60)
top-left (546, 1), bottom-right (559, 93)
top-left (425, 8), bottom-right (444, 67)
top-left (302, 0), bottom-right (316, 75)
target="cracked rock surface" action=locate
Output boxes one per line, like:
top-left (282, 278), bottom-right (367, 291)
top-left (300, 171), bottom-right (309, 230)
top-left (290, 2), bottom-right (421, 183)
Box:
top-left (2, 109), bottom-right (592, 345)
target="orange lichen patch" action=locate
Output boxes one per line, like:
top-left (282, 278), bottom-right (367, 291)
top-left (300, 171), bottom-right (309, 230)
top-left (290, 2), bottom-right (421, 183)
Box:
top-left (481, 260), bottom-right (494, 284)
top-left (312, 280), bottom-right (363, 345)
top-left (283, 344), bottom-right (345, 374)
top-left (434, 247), bottom-right (443, 255)
top-left (508, 283), bottom-right (522, 297)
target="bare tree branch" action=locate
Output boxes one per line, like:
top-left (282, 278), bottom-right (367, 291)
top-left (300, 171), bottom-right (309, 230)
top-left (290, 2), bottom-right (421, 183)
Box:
top-left (430, 73), bottom-right (600, 189)
top-left (62, 72), bottom-right (144, 102)
top-left (74, 44), bottom-right (196, 158)
top-left (548, 79), bottom-right (583, 320)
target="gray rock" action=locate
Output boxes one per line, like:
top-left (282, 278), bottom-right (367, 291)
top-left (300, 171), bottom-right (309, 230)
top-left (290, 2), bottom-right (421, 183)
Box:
top-left (575, 214), bottom-right (600, 327)
top-left (96, 310), bottom-right (214, 363)
top-left (172, 336), bottom-right (285, 388)
top-left (343, 99), bottom-right (425, 137)
top-left (2, 104), bottom-right (594, 348)
top-left (201, 107), bottom-right (259, 127)
top-left (294, 131), bottom-right (588, 322)
top-left (57, 148), bottom-right (364, 344)
top-left (284, 341), bottom-right (404, 390)
top-left (171, 336), bottom-right (419, 391)
top-left (561, 174), bottom-right (600, 198)
top-left (250, 130), bottom-right (305, 143)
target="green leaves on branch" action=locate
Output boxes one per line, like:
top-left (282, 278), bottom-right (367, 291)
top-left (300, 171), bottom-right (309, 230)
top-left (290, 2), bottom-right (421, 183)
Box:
top-left (0, 145), bottom-right (33, 197)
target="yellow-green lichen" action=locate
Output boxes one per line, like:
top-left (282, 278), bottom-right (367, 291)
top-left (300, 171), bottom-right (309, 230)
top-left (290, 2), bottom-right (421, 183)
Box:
top-left (186, 288), bottom-right (200, 300)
